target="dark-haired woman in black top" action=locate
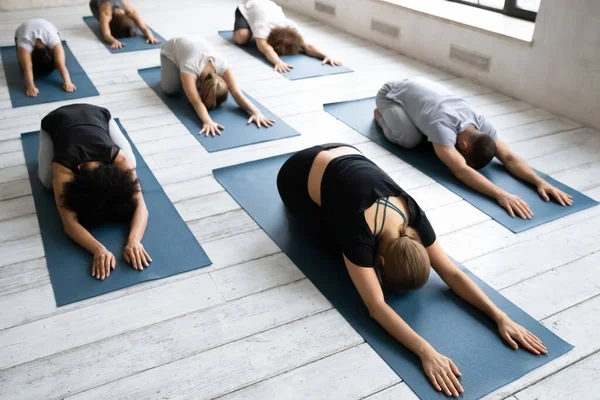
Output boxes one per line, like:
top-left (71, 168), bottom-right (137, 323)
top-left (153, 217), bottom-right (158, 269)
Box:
top-left (277, 143), bottom-right (547, 398)
top-left (39, 103), bottom-right (151, 280)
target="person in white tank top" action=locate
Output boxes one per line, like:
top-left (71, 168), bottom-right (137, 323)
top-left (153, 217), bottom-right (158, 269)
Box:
top-left (14, 19), bottom-right (76, 97)
top-left (232, 0), bottom-right (342, 73)
top-left (161, 36), bottom-right (274, 136)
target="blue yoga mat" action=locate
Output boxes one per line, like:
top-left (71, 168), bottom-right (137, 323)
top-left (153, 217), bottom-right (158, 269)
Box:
top-left (1, 41), bottom-right (99, 108)
top-left (324, 97), bottom-right (598, 233)
top-left (138, 66), bottom-right (300, 152)
top-left (218, 30), bottom-right (352, 80)
top-left (22, 119), bottom-right (211, 307)
top-left (83, 16), bottom-right (165, 53)
top-left (213, 154), bottom-right (573, 400)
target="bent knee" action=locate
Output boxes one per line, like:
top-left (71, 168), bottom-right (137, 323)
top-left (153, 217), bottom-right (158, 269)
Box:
top-left (233, 30), bottom-right (251, 45)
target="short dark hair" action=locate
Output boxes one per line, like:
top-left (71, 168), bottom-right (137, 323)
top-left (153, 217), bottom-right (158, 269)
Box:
top-left (267, 27), bottom-right (303, 56)
top-left (467, 134), bottom-right (497, 169)
top-left (31, 47), bottom-right (55, 77)
top-left (109, 14), bottom-right (137, 38)
top-left (62, 165), bottom-right (140, 227)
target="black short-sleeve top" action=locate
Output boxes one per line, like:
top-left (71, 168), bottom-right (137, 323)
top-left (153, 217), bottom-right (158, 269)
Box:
top-left (41, 104), bottom-right (119, 173)
top-left (320, 154), bottom-right (436, 268)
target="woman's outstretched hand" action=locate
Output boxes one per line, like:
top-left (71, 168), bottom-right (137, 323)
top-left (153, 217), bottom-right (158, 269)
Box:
top-left (124, 241), bottom-right (152, 271)
top-left (497, 315), bottom-right (547, 355)
top-left (92, 247), bottom-right (116, 280)
top-left (421, 349), bottom-right (463, 397)
top-left (247, 112), bottom-right (275, 128)
top-left (322, 56), bottom-right (342, 66)
top-left (200, 120), bottom-right (224, 136)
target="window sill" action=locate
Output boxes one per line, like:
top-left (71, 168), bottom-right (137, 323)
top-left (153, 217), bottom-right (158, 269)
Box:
top-left (372, 0), bottom-right (535, 44)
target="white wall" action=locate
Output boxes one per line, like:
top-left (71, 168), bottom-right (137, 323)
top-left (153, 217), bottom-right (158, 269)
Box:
top-left (0, 0), bottom-right (86, 11)
top-left (278, 0), bottom-right (600, 131)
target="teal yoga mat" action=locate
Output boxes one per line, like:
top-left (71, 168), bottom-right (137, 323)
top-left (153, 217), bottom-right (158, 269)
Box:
top-left (324, 97), bottom-right (598, 233)
top-left (213, 154), bottom-right (573, 400)
top-left (22, 119), bottom-right (211, 306)
top-left (83, 16), bottom-right (165, 53)
top-left (1, 41), bottom-right (99, 108)
top-left (138, 66), bottom-right (300, 152)
top-left (218, 30), bottom-right (352, 80)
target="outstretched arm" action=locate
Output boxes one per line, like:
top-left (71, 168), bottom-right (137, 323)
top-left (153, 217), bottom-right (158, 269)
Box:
top-left (180, 72), bottom-right (223, 136)
top-left (495, 139), bottom-right (573, 206)
top-left (122, 0), bottom-right (160, 44)
top-left (345, 256), bottom-right (463, 397)
top-left (301, 41), bottom-right (341, 66)
top-left (98, 3), bottom-right (124, 49)
top-left (51, 43), bottom-right (76, 92)
top-left (53, 165), bottom-right (116, 280)
top-left (16, 47), bottom-right (37, 97)
top-left (427, 240), bottom-right (547, 354)
top-left (433, 144), bottom-right (533, 219)
top-left (222, 70), bottom-right (274, 128)
top-left (256, 38), bottom-right (292, 73)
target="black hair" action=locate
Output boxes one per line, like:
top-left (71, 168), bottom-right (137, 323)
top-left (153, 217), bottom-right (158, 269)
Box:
top-left (31, 47), bottom-right (55, 77)
top-left (468, 134), bottom-right (497, 169)
top-left (62, 165), bottom-right (140, 228)
top-left (109, 14), bottom-right (137, 38)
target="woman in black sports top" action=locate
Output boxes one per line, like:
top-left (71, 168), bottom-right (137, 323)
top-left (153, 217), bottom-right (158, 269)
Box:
top-left (39, 103), bottom-right (151, 280)
top-left (277, 143), bottom-right (547, 398)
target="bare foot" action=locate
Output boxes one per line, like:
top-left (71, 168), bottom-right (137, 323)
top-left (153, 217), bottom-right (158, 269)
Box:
top-left (374, 108), bottom-right (381, 120)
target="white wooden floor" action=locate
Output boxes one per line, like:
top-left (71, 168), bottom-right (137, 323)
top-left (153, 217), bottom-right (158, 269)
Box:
top-left (1, 1), bottom-right (600, 399)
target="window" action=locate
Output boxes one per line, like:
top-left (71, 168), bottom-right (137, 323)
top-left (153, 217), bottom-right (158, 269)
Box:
top-left (446, 0), bottom-right (539, 21)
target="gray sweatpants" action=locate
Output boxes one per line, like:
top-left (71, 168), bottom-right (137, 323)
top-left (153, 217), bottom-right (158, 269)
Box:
top-left (375, 82), bottom-right (425, 149)
top-left (160, 53), bottom-right (181, 95)
top-left (38, 118), bottom-right (136, 189)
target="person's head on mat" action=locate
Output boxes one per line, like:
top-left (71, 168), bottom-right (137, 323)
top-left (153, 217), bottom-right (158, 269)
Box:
top-left (267, 26), bottom-right (303, 56)
top-left (455, 128), bottom-right (497, 169)
top-left (109, 12), bottom-right (137, 38)
top-left (61, 163), bottom-right (140, 227)
top-left (31, 45), bottom-right (55, 77)
top-left (376, 226), bottom-right (430, 292)
top-left (198, 71), bottom-right (229, 110)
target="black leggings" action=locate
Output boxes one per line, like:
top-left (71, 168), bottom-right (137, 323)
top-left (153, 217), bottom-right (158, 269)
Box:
top-left (234, 7), bottom-right (251, 32)
top-left (276, 143), bottom-right (360, 235)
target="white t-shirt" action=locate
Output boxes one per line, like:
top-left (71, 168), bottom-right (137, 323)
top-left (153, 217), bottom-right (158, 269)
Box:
top-left (161, 37), bottom-right (231, 76)
top-left (15, 19), bottom-right (61, 53)
top-left (238, 0), bottom-right (299, 39)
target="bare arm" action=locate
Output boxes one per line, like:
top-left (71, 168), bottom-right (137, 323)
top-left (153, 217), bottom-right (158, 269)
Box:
top-left (495, 139), bottom-right (573, 206)
top-left (301, 41), bottom-right (341, 66)
top-left (52, 164), bottom-right (116, 279)
top-left (222, 70), bottom-right (274, 128)
top-left (345, 256), bottom-right (463, 397)
top-left (98, 4), bottom-right (124, 49)
top-left (51, 43), bottom-right (76, 92)
top-left (122, 0), bottom-right (159, 43)
top-left (427, 240), bottom-right (547, 355)
top-left (433, 144), bottom-right (533, 218)
top-left (256, 38), bottom-right (292, 73)
top-left (180, 72), bottom-right (223, 136)
top-left (16, 47), bottom-right (37, 96)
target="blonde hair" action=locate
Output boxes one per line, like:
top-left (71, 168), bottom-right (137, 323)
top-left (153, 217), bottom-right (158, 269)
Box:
top-left (380, 226), bottom-right (430, 292)
top-left (199, 72), bottom-right (229, 110)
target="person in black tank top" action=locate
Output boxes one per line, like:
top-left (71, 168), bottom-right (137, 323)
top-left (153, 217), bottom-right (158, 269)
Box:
top-left (39, 103), bottom-right (152, 281)
top-left (89, 0), bottom-right (160, 50)
top-left (278, 143), bottom-right (548, 397)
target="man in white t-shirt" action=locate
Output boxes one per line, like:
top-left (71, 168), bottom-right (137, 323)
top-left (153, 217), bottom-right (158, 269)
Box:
top-left (15, 19), bottom-right (76, 97)
top-left (232, 0), bottom-right (342, 73)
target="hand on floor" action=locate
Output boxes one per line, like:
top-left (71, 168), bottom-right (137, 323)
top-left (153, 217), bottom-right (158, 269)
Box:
top-left (274, 61), bottom-right (293, 73)
top-left (63, 81), bottom-right (76, 92)
top-left (26, 85), bottom-right (39, 97)
top-left (124, 241), bottom-right (152, 271)
top-left (421, 349), bottom-right (463, 397)
top-left (110, 40), bottom-right (125, 49)
top-left (497, 192), bottom-right (533, 219)
top-left (92, 247), bottom-right (116, 280)
top-left (247, 112), bottom-right (275, 128)
top-left (146, 36), bottom-right (161, 45)
top-left (537, 181), bottom-right (573, 206)
top-left (497, 315), bottom-right (547, 355)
